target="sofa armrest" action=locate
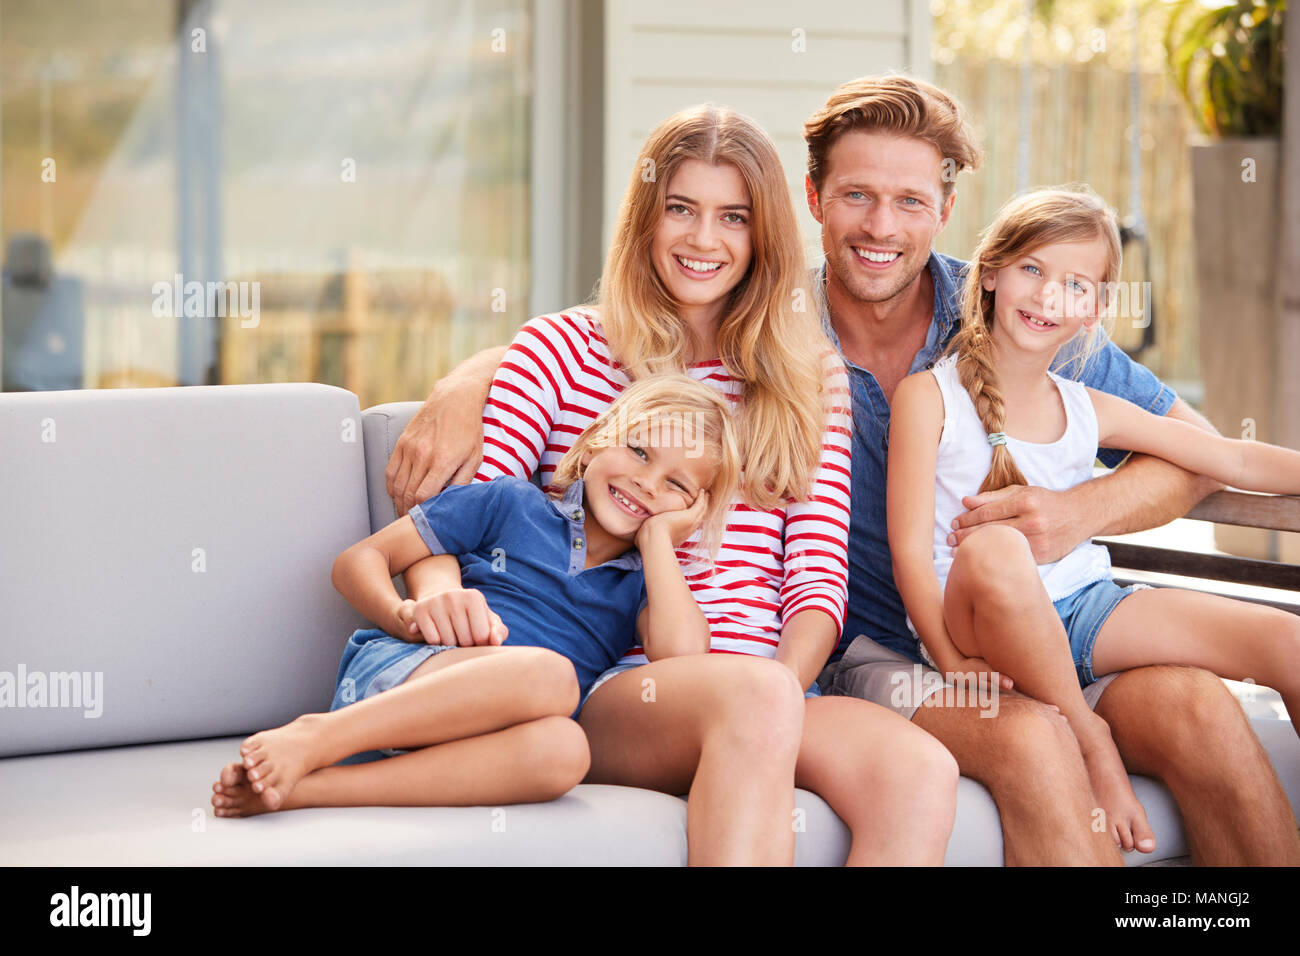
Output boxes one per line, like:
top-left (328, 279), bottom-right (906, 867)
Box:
top-left (361, 402), bottom-right (426, 534)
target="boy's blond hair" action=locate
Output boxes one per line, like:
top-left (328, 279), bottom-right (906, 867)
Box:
top-left (551, 374), bottom-right (740, 563)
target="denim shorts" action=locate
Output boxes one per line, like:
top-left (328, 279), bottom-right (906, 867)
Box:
top-left (331, 628), bottom-right (460, 761)
top-left (1054, 578), bottom-right (1151, 687)
top-left (580, 659), bottom-right (821, 712)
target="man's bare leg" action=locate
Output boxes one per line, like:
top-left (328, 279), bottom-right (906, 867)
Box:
top-left (912, 689), bottom-right (1123, 865)
top-left (1096, 664), bottom-right (1300, 866)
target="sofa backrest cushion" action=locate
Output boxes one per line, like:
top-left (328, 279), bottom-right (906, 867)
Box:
top-left (0, 383), bottom-right (372, 757)
top-left (361, 400), bottom-right (543, 538)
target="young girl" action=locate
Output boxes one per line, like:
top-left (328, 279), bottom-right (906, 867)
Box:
top-left (888, 185), bottom-right (1300, 855)
top-left (210, 373), bottom-right (739, 816)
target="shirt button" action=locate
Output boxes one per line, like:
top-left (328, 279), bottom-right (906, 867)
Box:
top-left (571, 510), bottom-right (582, 520)
top-left (925, 361), bottom-right (934, 369)
top-left (573, 539), bottom-right (584, 549)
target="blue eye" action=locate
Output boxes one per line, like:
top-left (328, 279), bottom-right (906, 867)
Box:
top-left (1023, 264), bottom-right (1042, 276)
top-left (629, 444), bottom-right (647, 459)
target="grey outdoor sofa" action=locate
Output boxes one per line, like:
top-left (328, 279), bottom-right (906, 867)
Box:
top-left (2, 382), bottom-right (1296, 865)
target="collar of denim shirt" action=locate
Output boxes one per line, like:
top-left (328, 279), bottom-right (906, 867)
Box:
top-left (549, 477), bottom-right (643, 572)
top-left (815, 250), bottom-right (969, 378)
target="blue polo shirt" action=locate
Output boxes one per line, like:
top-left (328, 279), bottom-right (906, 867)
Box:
top-left (409, 476), bottom-right (648, 695)
top-left (820, 252), bottom-right (1178, 663)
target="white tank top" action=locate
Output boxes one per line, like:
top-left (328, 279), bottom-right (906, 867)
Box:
top-left (927, 353), bottom-right (1112, 601)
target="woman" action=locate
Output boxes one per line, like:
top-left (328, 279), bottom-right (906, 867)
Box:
top-left (393, 105), bottom-right (958, 865)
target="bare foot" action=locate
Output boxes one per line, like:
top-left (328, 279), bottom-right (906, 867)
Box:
top-left (211, 761), bottom-right (273, 818)
top-left (238, 713), bottom-right (330, 811)
top-left (1076, 715), bottom-right (1156, 855)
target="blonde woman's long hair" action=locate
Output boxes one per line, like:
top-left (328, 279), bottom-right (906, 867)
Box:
top-left (943, 185), bottom-right (1122, 494)
top-left (550, 373), bottom-right (741, 564)
top-left (598, 104), bottom-right (837, 510)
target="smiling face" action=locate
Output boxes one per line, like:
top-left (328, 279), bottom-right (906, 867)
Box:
top-left (649, 159), bottom-right (754, 330)
top-left (980, 237), bottom-right (1109, 356)
top-left (807, 130), bottom-right (954, 305)
top-left (578, 421), bottom-right (719, 542)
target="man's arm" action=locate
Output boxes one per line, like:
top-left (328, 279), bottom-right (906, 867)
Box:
top-left (1066, 396), bottom-right (1224, 537)
top-left (385, 345), bottom-right (509, 517)
top-left (949, 397), bottom-right (1225, 563)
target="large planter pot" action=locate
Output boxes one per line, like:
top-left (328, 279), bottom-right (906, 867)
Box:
top-left (1189, 138), bottom-right (1295, 560)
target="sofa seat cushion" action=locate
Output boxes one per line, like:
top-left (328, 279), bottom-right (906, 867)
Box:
top-left (5, 720), bottom-right (1294, 865)
top-left (0, 737), bottom-right (850, 865)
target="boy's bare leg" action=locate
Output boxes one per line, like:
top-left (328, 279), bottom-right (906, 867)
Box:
top-left (1097, 665), bottom-right (1300, 866)
top-left (227, 645), bottom-right (577, 810)
top-left (212, 714), bottom-right (589, 815)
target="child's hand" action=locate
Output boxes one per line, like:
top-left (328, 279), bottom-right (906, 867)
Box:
top-left (941, 656), bottom-right (1014, 692)
top-left (636, 490), bottom-right (710, 551)
top-left (396, 590), bottom-right (509, 647)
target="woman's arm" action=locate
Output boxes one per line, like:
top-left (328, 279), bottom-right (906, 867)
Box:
top-left (386, 345), bottom-right (509, 516)
top-left (404, 315), bottom-right (578, 600)
top-left (774, 609), bottom-right (840, 691)
top-left (776, 357), bottom-right (854, 684)
top-left (1090, 389), bottom-right (1300, 495)
top-left (887, 373), bottom-right (966, 675)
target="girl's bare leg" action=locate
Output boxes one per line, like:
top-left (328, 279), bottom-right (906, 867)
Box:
top-left (212, 714), bottom-right (589, 816)
top-left (796, 696), bottom-right (958, 865)
top-left (944, 526), bottom-right (1154, 853)
top-left (224, 645), bottom-right (578, 810)
top-left (1091, 587), bottom-right (1300, 738)
top-left (578, 654), bottom-right (805, 866)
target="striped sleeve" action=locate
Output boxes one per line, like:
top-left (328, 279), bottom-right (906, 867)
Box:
top-left (778, 353), bottom-right (853, 634)
top-left (474, 315), bottom-right (573, 483)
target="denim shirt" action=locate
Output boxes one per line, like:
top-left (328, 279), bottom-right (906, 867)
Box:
top-left (819, 252), bottom-right (1178, 662)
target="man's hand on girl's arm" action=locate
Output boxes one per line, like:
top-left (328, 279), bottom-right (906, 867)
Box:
top-left (385, 345), bottom-right (509, 517)
top-left (947, 397), bottom-right (1223, 564)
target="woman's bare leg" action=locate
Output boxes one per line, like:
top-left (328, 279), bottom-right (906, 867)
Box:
top-left (579, 654), bottom-right (805, 865)
top-left (796, 696), bottom-right (958, 865)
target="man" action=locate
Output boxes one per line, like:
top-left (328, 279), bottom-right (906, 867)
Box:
top-left (384, 75), bottom-right (1300, 865)
top-left (801, 74), bottom-right (1300, 865)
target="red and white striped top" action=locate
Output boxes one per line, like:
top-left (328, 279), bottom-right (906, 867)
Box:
top-left (474, 306), bottom-right (852, 664)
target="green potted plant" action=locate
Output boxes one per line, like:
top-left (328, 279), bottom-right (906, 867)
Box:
top-left (1166, 0), bottom-right (1290, 560)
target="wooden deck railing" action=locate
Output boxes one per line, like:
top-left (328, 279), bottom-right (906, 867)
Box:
top-left (1100, 492), bottom-right (1300, 614)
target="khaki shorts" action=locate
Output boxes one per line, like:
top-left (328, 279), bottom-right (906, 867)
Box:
top-left (818, 634), bottom-right (1119, 720)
